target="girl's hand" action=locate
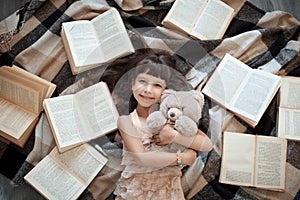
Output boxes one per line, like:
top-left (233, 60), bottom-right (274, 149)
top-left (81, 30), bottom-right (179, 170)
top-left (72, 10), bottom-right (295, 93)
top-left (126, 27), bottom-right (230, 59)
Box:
top-left (182, 149), bottom-right (197, 166)
top-left (153, 124), bottom-right (177, 145)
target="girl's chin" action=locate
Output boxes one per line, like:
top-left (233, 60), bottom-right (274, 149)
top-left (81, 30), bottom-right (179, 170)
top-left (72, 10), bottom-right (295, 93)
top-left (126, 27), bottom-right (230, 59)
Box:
top-left (139, 103), bottom-right (153, 108)
top-left (138, 100), bottom-right (155, 108)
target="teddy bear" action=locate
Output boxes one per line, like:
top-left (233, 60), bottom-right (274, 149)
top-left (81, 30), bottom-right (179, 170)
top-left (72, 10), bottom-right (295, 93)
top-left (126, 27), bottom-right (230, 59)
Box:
top-left (146, 89), bottom-right (205, 152)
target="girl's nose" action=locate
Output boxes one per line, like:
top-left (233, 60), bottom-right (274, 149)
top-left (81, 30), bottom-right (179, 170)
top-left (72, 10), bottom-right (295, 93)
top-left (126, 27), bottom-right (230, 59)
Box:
top-left (145, 84), bottom-right (152, 92)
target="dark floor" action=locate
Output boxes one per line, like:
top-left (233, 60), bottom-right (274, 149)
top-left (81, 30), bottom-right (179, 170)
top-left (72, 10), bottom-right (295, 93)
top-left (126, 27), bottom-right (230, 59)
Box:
top-left (0, 0), bottom-right (300, 22)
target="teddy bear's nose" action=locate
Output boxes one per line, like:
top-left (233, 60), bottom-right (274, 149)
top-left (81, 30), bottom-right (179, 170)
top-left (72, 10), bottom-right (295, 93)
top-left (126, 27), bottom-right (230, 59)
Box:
top-left (170, 112), bottom-right (175, 117)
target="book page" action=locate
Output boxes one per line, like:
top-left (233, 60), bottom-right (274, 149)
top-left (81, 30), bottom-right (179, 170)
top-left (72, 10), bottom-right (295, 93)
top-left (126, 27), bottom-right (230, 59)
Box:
top-left (91, 8), bottom-right (135, 62)
top-left (62, 21), bottom-right (102, 67)
top-left (202, 54), bottom-right (251, 108)
top-left (231, 69), bottom-right (280, 125)
top-left (24, 144), bottom-right (107, 200)
top-left (74, 82), bottom-right (119, 141)
top-left (49, 144), bottom-right (107, 185)
top-left (43, 95), bottom-right (87, 150)
top-left (191, 0), bottom-right (234, 40)
top-left (0, 98), bottom-right (37, 138)
top-left (0, 70), bottom-right (41, 114)
top-left (254, 136), bottom-right (286, 190)
top-left (277, 107), bottom-right (300, 140)
top-left (162, 0), bottom-right (207, 34)
top-left (24, 155), bottom-right (86, 200)
top-left (2, 65), bottom-right (56, 112)
top-left (10, 65), bottom-right (56, 99)
top-left (220, 132), bottom-right (255, 186)
top-left (279, 76), bottom-right (300, 108)
top-left (277, 76), bottom-right (300, 140)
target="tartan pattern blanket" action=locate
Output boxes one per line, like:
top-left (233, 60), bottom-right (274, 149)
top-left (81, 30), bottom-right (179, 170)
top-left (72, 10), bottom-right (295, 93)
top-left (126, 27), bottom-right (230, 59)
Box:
top-left (0, 0), bottom-right (300, 199)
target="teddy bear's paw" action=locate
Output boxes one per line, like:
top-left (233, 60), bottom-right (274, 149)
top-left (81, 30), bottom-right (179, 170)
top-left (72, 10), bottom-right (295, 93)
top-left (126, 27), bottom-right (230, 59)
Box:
top-left (174, 116), bottom-right (198, 136)
top-left (146, 111), bottom-right (167, 133)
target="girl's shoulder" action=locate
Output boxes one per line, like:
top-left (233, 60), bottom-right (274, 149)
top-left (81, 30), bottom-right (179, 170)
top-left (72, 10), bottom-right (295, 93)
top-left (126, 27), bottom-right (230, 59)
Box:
top-left (117, 115), bottom-right (133, 129)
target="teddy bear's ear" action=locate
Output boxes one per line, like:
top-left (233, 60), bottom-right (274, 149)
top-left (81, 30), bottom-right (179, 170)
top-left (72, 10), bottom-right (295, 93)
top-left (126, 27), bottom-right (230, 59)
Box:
top-left (160, 89), bottom-right (174, 102)
top-left (192, 90), bottom-right (205, 106)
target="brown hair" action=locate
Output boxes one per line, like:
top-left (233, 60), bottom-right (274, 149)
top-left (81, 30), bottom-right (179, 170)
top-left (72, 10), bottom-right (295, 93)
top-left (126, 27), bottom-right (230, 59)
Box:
top-left (100, 48), bottom-right (192, 114)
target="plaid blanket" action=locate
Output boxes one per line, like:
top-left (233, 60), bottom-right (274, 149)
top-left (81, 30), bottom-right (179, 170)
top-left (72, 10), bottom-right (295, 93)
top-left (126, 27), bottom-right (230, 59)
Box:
top-left (1, 0), bottom-right (300, 199)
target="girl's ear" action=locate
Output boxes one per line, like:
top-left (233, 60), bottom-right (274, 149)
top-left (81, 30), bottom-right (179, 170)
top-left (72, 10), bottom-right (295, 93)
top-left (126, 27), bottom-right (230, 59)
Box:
top-left (160, 89), bottom-right (174, 102)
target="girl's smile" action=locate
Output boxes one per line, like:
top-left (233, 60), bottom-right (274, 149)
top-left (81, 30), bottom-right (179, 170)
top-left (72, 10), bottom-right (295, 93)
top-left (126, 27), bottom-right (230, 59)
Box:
top-left (132, 73), bottom-right (166, 108)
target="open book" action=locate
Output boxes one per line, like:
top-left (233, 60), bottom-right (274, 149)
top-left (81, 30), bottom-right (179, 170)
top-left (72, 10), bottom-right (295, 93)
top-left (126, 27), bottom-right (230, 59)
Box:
top-left (25, 144), bottom-right (107, 200)
top-left (162, 0), bottom-right (234, 40)
top-left (202, 53), bottom-right (281, 127)
top-left (43, 81), bottom-right (119, 153)
top-left (219, 131), bottom-right (287, 191)
top-left (277, 76), bottom-right (300, 141)
top-left (61, 7), bottom-right (135, 75)
top-left (0, 65), bottom-right (56, 147)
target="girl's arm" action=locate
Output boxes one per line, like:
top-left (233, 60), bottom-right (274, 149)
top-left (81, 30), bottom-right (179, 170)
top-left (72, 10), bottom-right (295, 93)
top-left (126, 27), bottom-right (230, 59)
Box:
top-left (118, 116), bottom-right (196, 167)
top-left (154, 124), bottom-right (213, 152)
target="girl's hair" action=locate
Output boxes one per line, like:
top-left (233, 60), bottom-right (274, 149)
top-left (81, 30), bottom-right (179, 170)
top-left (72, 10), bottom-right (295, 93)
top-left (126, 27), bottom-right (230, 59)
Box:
top-left (100, 48), bottom-right (192, 114)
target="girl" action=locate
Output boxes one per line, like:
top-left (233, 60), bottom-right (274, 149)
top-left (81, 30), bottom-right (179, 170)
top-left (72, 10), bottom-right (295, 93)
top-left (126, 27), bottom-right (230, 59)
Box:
top-left (113, 50), bottom-right (212, 199)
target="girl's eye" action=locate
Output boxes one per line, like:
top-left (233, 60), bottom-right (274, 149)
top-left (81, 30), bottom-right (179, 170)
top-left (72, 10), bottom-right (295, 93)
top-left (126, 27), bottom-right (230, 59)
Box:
top-left (154, 83), bottom-right (162, 88)
top-left (138, 79), bottom-right (147, 84)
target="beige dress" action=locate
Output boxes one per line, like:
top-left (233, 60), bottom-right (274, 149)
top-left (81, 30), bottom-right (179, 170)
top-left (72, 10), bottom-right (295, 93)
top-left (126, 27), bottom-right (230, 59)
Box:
top-left (114, 110), bottom-right (185, 200)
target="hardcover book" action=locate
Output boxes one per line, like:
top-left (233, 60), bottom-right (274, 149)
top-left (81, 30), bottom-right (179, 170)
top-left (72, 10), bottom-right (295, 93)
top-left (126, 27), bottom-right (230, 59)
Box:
top-left (61, 8), bottom-right (135, 74)
top-left (162, 0), bottom-right (234, 40)
top-left (202, 53), bottom-right (281, 127)
top-left (219, 131), bottom-right (287, 191)
top-left (277, 76), bottom-right (300, 141)
top-left (43, 81), bottom-right (119, 152)
top-left (0, 65), bottom-right (56, 147)
top-left (25, 144), bottom-right (107, 200)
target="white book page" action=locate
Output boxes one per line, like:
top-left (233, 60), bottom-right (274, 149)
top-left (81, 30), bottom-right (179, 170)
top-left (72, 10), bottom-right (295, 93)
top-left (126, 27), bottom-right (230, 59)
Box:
top-left (62, 21), bottom-right (103, 67)
top-left (1, 65), bottom-right (54, 112)
top-left (0, 74), bottom-right (40, 114)
top-left (24, 156), bottom-right (85, 200)
top-left (254, 136), bottom-right (286, 190)
top-left (220, 132), bottom-right (255, 186)
top-left (162, 0), bottom-right (207, 34)
top-left (0, 98), bottom-right (37, 138)
top-left (92, 8), bottom-right (134, 62)
top-left (44, 95), bottom-right (87, 149)
top-left (202, 54), bottom-right (250, 108)
top-left (277, 107), bottom-right (300, 140)
top-left (277, 76), bottom-right (300, 140)
top-left (280, 76), bottom-right (300, 108)
top-left (74, 82), bottom-right (119, 141)
top-left (10, 65), bottom-right (56, 99)
top-left (231, 69), bottom-right (280, 123)
top-left (191, 0), bottom-right (234, 40)
top-left (49, 144), bottom-right (107, 185)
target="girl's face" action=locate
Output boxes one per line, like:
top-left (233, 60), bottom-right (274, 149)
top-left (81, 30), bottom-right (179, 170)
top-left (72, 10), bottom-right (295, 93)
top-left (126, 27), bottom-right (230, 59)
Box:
top-left (132, 73), bottom-right (166, 108)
